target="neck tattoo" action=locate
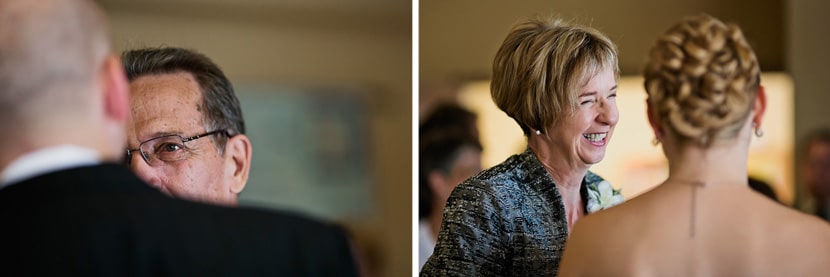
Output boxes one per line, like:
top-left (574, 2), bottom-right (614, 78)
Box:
top-left (668, 180), bottom-right (706, 238)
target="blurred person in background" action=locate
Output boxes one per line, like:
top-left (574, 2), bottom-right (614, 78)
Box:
top-left (558, 14), bottom-right (830, 276)
top-left (420, 102), bottom-right (480, 144)
top-left (418, 126), bottom-right (482, 269)
top-left (801, 128), bottom-right (830, 221)
top-left (0, 0), bottom-right (358, 275)
top-left (421, 16), bottom-right (623, 276)
top-left (418, 103), bottom-right (482, 269)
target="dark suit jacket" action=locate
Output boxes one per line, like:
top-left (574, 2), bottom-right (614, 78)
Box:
top-left (0, 164), bottom-right (358, 276)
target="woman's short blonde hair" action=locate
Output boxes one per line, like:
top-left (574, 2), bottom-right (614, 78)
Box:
top-left (644, 14), bottom-right (760, 147)
top-left (491, 17), bottom-right (619, 135)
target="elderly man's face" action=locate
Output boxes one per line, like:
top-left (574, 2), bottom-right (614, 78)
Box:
top-left (805, 142), bottom-right (830, 199)
top-left (126, 71), bottom-right (240, 206)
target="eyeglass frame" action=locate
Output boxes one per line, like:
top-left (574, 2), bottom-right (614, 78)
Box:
top-left (125, 129), bottom-right (232, 167)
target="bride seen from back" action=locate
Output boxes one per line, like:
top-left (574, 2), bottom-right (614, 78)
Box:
top-left (558, 13), bottom-right (830, 276)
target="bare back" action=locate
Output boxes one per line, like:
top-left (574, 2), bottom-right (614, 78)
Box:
top-left (559, 184), bottom-right (830, 276)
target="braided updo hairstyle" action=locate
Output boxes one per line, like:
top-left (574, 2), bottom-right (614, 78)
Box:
top-left (644, 14), bottom-right (760, 147)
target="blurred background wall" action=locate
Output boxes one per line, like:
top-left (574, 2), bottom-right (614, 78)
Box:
top-left (421, 0), bottom-right (830, 212)
top-left (98, 0), bottom-right (411, 276)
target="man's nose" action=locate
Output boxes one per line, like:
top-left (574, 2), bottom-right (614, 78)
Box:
top-left (128, 155), bottom-right (163, 191)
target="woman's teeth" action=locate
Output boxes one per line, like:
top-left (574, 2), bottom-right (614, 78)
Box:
top-left (584, 133), bottom-right (606, 142)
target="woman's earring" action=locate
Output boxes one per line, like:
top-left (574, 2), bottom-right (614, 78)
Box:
top-left (754, 127), bottom-right (764, 138)
top-left (535, 130), bottom-right (542, 135)
top-left (652, 131), bottom-right (661, 146)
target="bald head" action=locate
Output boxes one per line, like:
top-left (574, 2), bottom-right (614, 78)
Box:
top-left (0, 0), bottom-right (129, 166)
top-left (0, 0), bottom-right (111, 127)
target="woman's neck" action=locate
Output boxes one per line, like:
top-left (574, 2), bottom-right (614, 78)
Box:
top-left (527, 138), bottom-right (588, 231)
top-left (528, 140), bottom-right (588, 189)
top-left (663, 139), bottom-right (750, 187)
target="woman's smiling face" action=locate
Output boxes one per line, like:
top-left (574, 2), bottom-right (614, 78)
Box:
top-left (547, 67), bottom-right (619, 166)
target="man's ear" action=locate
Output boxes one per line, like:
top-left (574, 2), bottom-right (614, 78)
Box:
top-left (101, 55), bottom-right (129, 123)
top-left (224, 134), bottom-right (252, 195)
top-left (99, 54), bottom-right (130, 161)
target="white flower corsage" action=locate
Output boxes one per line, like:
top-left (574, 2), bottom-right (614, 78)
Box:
top-left (586, 180), bottom-right (624, 213)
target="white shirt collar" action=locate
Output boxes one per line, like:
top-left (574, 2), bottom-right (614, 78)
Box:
top-left (1, 145), bottom-right (100, 188)
top-left (418, 219), bottom-right (436, 270)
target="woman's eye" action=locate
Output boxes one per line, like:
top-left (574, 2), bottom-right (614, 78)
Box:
top-left (581, 99), bottom-right (596, 105)
top-left (609, 93), bottom-right (617, 99)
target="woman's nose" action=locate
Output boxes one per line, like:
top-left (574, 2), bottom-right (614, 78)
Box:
top-left (597, 99), bottom-right (619, 126)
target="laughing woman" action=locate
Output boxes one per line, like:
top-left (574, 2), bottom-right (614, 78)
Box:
top-left (420, 16), bottom-right (623, 276)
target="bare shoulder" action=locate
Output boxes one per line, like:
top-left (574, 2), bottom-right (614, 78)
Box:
top-left (559, 201), bottom-right (640, 275)
top-left (558, 218), bottom-right (602, 276)
top-left (769, 203), bottom-right (830, 230)
top-left (567, 203), bottom-right (630, 247)
top-left (566, 213), bottom-right (608, 247)
top-left (765, 202), bottom-right (830, 247)
top-left (791, 213), bottom-right (830, 243)
top-left (772, 209), bottom-right (830, 273)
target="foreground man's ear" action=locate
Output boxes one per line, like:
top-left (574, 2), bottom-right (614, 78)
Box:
top-left (102, 55), bottom-right (129, 124)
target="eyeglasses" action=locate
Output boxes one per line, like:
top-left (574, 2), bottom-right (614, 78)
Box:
top-left (125, 130), bottom-right (230, 167)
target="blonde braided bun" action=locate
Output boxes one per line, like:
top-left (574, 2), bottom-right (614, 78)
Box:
top-left (644, 14), bottom-right (760, 146)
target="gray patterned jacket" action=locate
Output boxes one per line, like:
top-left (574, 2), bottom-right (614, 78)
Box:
top-left (421, 148), bottom-right (604, 276)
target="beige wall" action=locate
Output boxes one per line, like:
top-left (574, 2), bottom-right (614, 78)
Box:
top-left (420, 0), bottom-right (783, 84)
top-left (788, 0), bottom-right (830, 210)
top-left (102, 4), bottom-right (411, 276)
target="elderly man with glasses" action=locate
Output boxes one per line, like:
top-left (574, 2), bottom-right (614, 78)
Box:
top-left (123, 47), bottom-right (252, 206)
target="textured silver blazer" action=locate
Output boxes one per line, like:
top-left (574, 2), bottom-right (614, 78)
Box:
top-left (421, 148), bottom-right (604, 276)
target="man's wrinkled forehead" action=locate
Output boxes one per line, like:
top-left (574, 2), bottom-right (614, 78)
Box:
top-left (127, 72), bottom-right (206, 142)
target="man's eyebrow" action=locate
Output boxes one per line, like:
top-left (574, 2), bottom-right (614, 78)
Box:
top-left (141, 131), bottom-right (183, 141)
